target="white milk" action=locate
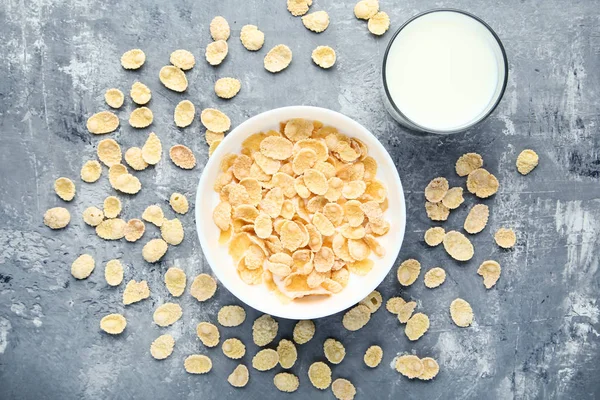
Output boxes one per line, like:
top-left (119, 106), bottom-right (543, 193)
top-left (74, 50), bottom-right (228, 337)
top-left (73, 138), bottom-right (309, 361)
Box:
top-left (383, 11), bottom-right (507, 133)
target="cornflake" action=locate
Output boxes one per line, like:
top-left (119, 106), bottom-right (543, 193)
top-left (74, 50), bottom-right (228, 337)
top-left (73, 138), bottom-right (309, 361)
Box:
top-left (122, 279), bottom-right (150, 305)
top-left (277, 339), bottom-right (298, 369)
top-left (450, 298), bottom-right (474, 327)
top-left (153, 303), bottom-right (183, 327)
top-left (222, 338), bottom-right (246, 359)
top-left (443, 231), bottom-right (474, 261)
top-left (395, 355), bottom-right (423, 379)
top-left (419, 357), bottom-right (440, 380)
top-left (159, 66), bottom-right (188, 92)
top-left (209, 140), bottom-right (222, 156)
top-left (467, 168), bottom-right (499, 198)
top-left (142, 238), bottom-right (168, 262)
top-left (184, 354), bottom-right (212, 374)
top-left (210, 16), bottom-right (230, 41)
top-left (190, 274), bottom-right (217, 301)
top-left (169, 145), bottom-right (196, 170)
top-left (324, 338), bottom-right (346, 364)
top-left (385, 296), bottom-right (406, 315)
top-left (120, 49), bottom-right (145, 69)
top-left (405, 313), bottom-right (430, 341)
top-left (456, 152), bottom-right (483, 176)
top-left (363, 345), bottom-right (383, 368)
top-left (308, 361), bottom-right (332, 390)
top-left (80, 160), bottom-right (102, 183)
top-left (218, 305), bottom-right (246, 327)
top-left (100, 314), bottom-right (127, 334)
top-left (464, 204), bottom-right (489, 234)
top-left (71, 254), bottom-right (95, 279)
top-left (125, 147), bottom-right (148, 171)
top-left (114, 174), bottom-right (142, 194)
top-left (342, 304), bottom-right (371, 331)
top-left (164, 267), bottom-right (186, 297)
top-left (477, 260), bottom-right (501, 289)
top-left (206, 130), bottom-right (224, 146)
top-left (240, 25), bottom-right (265, 51)
top-left (424, 177), bottom-right (449, 203)
top-left (516, 149), bottom-right (539, 175)
top-left (424, 267), bottom-right (446, 288)
top-left (141, 132), bottom-right (162, 165)
top-left (359, 290), bottom-right (382, 313)
top-left (54, 177), bottom-right (76, 201)
top-left (367, 11), bottom-right (390, 35)
top-left (215, 77), bottom-right (241, 99)
top-left (87, 111), bottom-right (119, 135)
top-left (105, 88), bottom-right (124, 109)
top-left (170, 49), bottom-right (195, 70)
top-left (151, 334), bottom-right (175, 360)
top-left (108, 164), bottom-right (127, 188)
top-left (103, 196), bottom-right (121, 218)
top-left (302, 11), bottom-right (330, 33)
top-left (397, 258), bottom-right (421, 286)
top-left (424, 227), bottom-right (445, 246)
top-left (142, 205), bottom-right (164, 227)
top-left (442, 187), bottom-right (464, 209)
top-left (494, 227), bottom-right (516, 248)
top-left (425, 201), bottom-right (450, 221)
top-left (205, 40), bottom-right (229, 66)
top-left (170, 192), bottom-right (189, 214)
top-left (130, 82), bottom-right (151, 105)
top-left (124, 218), bottom-right (144, 242)
top-left (196, 322), bottom-right (220, 347)
top-left (274, 373), bottom-right (300, 393)
top-left (104, 259), bottom-right (124, 286)
top-left (398, 301), bottom-right (417, 324)
top-left (83, 206), bottom-right (104, 227)
top-left (354, 0), bottom-right (379, 19)
top-left (252, 348), bottom-right (279, 371)
top-left (201, 108), bottom-right (231, 133)
top-left (332, 378), bottom-right (356, 400)
top-left (174, 100), bottom-right (195, 128)
top-left (129, 107), bottom-right (153, 128)
top-left (312, 46), bottom-right (336, 69)
top-left (228, 364), bottom-right (249, 387)
top-left (287, 0), bottom-right (312, 16)
top-left (96, 218), bottom-right (126, 240)
top-left (252, 314), bottom-right (278, 346)
top-left (97, 139), bottom-right (122, 167)
top-left (293, 320), bottom-right (315, 344)
top-left (264, 44), bottom-right (293, 73)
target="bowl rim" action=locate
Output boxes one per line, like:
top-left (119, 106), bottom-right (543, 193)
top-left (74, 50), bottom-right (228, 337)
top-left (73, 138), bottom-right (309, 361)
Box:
top-left (195, 106), bottom-right (406, 319)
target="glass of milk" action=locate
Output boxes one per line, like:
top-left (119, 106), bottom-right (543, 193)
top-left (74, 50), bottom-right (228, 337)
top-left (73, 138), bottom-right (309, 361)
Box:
top-left (382, 10), bottom-right (508, 134)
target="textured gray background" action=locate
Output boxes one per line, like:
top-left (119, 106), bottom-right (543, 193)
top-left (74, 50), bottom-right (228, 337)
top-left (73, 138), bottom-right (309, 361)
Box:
top-left (1, 0), bottom-right (599, 399)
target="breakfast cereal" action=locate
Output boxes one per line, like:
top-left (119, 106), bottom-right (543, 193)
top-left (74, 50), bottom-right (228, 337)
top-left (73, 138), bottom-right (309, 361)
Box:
top-left (164, 267), bottom-right (187, 297)
top-left (363, 345), bottom-right (383, 367)
top-left (87, 111), bottom-right (119, 134)
top-left (264, 45), bottom-right (293, 73)
top-left (97, 139), bottom-right (122, 167)
top-left (159, 66), bottom-right (188, 92)
top-left (308, 361), bottom-right (332, 389)
top-left (443, 231), bottom-right (474, 261)
top-left (274, 372), bottom-right (300, 392)
top-left (405, 312), bottom-right (429, 341)
top-left (122, 280), bottom-right (150, 305)
top-left (153, 303), bottom-right (183, 327)
top-left (423, 267), bottom-right (446, 288)
top-left (227, 364), bottom-right (249, 387)
top-left (494, 228), bottom-right (516, 248)
top-left (240, 25), bottom-right (265, 51)
top-left (83, 207), bottom-right (104, 227)
top-left (105, 88), bottom-right (124, 108)
top-left (96, 218), bottom-right (126, 240)
top-left (80, 160), bottom-right (102, 182)
top-left (104, 259), bottom-right (124, 286)
top-left (205, 40), bottom-right (228, 66)
top-left (196, 322), bottom-right (220, 347)
top-left (100, 314), bottom-right (127, 334)
top-left (222, 338), bottom-right (246, 359)
top-left (324, 338), bottom-right (346, 364)
top-left (151, 334), bottom-right (175, 360)
top-left (215, 77), bottom-right (241, 99)
top-left (130, 82), bottom-right (151, 105)
top-left (184, 355), bottom-right (212, 374)
top-left (210, 16), bottom-right (230, 41)
top-left (302, 11), bottom-right (330, 32)
top-left (174, 100), bottom-right (195, 127)
top-left (120, 49), bottom-right (145, 69)
top-left (332, 378), bottom-right (356, 400)
top-left (477, 260), bottom-right (501, 289)
top-left (170, 49), bottom-right (195, 70)
top-left (142, 238), bottom-right (168, 262)
top-left (190, 274), bottom-right (217, 301)
top-left (450, 298), bottom-right (473, 327)
top-left (71, 254), bottom-right (95, 279)
top-left (516, 149), bottom-right (539, 175)
top-left (455, 153), bottom-right (483, 176)
top-left (141, 132), bottom-right (162, 165)
top-left (367, 11), bottom-right (390, 35)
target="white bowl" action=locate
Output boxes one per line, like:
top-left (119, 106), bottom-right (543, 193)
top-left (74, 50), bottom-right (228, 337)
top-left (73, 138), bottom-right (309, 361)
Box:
top-left (195, 106), bottom-right (406, 320)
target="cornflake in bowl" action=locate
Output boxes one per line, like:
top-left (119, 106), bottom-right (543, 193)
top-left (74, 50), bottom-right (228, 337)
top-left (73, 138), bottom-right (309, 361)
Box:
top-left (196, 106), bottom-right (405, 319)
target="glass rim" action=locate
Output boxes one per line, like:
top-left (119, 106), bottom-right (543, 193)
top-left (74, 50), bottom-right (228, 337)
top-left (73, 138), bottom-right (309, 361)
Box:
top-left (382, 8), bottom-right (509, 134)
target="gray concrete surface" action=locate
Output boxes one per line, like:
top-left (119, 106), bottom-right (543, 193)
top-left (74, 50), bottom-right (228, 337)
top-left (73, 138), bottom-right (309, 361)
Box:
top-left (1, 0), bottom-right (599, 399)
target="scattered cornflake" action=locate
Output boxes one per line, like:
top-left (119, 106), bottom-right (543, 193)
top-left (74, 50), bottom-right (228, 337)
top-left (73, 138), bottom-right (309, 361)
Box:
top-left (130, 82), bottom-right (151, 105)
top-left (466, 168), bottom-right (499, 198)
top-left (169, 144), bottom-right (196, 169)
top-left (201, 108), bottom-right (231, 133)
top-left (54, 177), bottom-right (76, 201)
top-left (114, 173), bottom-right (142, 195)
top-left (397, 301), bottom-right (417, 323)
top-left (252, 348), bottom-right (279, 371)
top-left (71, 254), bottom-right (95, 279)
top-left (302, 11), bottom-right (330, 33)
top-left (395, 355), bottom-right (423, 379)
top-left (83, 206), bottom-right (104, 227)
top-left (151, 334), bottom-right (175, 360)
top-left (159, 66), bottom-right (188, 92)
top-left (274, 372), bottom-right (300, 393)
top-left (129, 106), bottom-right (153, 128)
top-left (240, 25), bottom-right (265, 51)
top-left (190, 273), bottom-right (217, 301)
top-left (450, 298), bottom-right (473, 327)
top-left (464, 204), bottom-right (490, 234)
top-left (424, 267), bottom-right (446, 288)
top-left (312, 46), bottom-right (336, 69)
top-left (170, 49), bottom-right (195, 70)
top-left (359, 290), bottom-right (382, 313)
top-left (142, 238), bottom-right (168, 262)
top-left (153, 303), bottom-right (183, 327)
top-left (122, 279), bottom-right (150, 305)
top-left (405, 312), bottom-right (430, 341)
top-left (97, 138), bottom-right (122, 167)
top-left (324, 338), bottom-right (346, 364)
top-left (228, 364), bottom-right (249, 387)
top-left (342, 304), bottom-right (371, 331)
top-left (252, 314), bottom-right (278, 346)
top-left (96, 218), bottom-right (127, 240)
top-left (424, 177), bottom-right (449, 203)
top-left (196, 322), bottom-right (220, 347)
top-left (455, 153), bottom-right (483, 176)
top-left (100, 313), bottom-right (127, 334)
top-left (205, 40), bottom-right (229, 66)
top-left (210, 16), bottom-right (230, 41)
top-left (477, 260), bottom-right (501, 289)
top-left (169, 192), bottom-right (189, 214)
top-left (174, 100), bottom-right (195, 128)
top-left (184, 354), bottom-right (212, 374)
top-left (104, 259), bottom-right (124, 286)
top-left (209, 140), bottom-right (222, 156)
top-left (222, 338), bottom-right (246, 359)
top-left (215, 77), bottom-right (241, 99)
top-left (103, 196), bottom-right (121, 218)
top-left (217, 305), bottom-right (246, 327)
top-left (494, 227), bottom-right (516, 249)
top-left (124, 147), bottom-right (149, 171)
top-left (354, 0), bottom-right (379, 19)
top-left (424, 227), bottom-right (445, 246)
top-left (363, 345), bottom-right (383, 367)
top-left (443, 230), bottom-right (474, 261)
top-left (205, 130), bottom-right (225, 146)
top-left (516, 149), bottom-right (539, 175)
top-left (385, 297), bottom-right (405, 315)
top-left (397, 258), bottom-right (421, 286)
top-left (264, 44), bottom-right (293, 73)
top-left (287, 0), bottom-right (312, 16)
top-left (142, 205), bottom-right (164, 227)
top-left (332, 378), bottom-right (356, 400)
top-left (164, 267), bottom-right (187, 297)
top-left (161, 218), bottom-right (184, 245)
top-left (80, 160), bottom-right (102, 183)
top-left (108, 164), bottom-right (127, 188)
top-left (419, 357), bottom-right (440, 380)
top-left (308, 361), bottom-right (332, 390)
top-left (367, 11), bottom-right (390, 35)
top-left (425, 201), bottom-right (450, 221)
top-left (442, 187), bottom-right (464, 209)
top-left (120, 49), bottom-right (145, 69)
top-left (104, 88), bottom-right (124, 109)
top-left (276, 339), bottom-right (298, 369)
top-left (87, 111), bottom-right (119, 135)
top-left (293, 320), bottom-right (315, 344)
top-left (141, 132), bottom-right (162, 165)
